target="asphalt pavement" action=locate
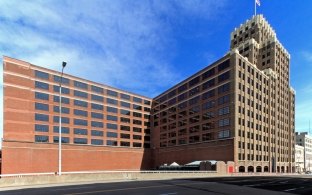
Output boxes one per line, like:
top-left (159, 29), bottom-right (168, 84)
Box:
top-left (0, 176), bottom-right (311, 195)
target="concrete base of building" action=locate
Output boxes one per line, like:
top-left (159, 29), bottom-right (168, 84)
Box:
top-left (1, 141), bottom-right (152, 174)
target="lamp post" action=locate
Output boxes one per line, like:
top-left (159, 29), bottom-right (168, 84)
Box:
top-left (58, 61), bottom-right (67, 175)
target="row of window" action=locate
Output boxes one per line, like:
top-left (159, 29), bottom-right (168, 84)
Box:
top-left (159, 130), bottom-right (230, 147)
top-left (34, 135), bottom-right (144, 147)
top-left (155, 83), bottom-right (231, 113)
top-left (156, 59), bottom-right (230, 103)
top-left (35, 113), bottom-right (149, 126)
top-left (34, 73), bottom-right (151, 105)
top-left (35, 92), bottom-right (151, 112)
top-left (35, 124), bottom-right (147, 134)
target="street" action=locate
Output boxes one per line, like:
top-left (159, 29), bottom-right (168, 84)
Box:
top-left (1, 176), bottom-right (312, 195)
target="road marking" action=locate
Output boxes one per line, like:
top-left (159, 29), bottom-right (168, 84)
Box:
top-left (284, 186), bottom-right (305, 192)
top-left (159, 192), bottom-right (177, 195)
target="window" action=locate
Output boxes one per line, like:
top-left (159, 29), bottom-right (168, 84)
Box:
top-left (91, 130), bottom-right (103, 137)
top-left (107, 115), bottom-right (118, 121)
top-left (133, 104), bottom-right (142, 110)
top-left (218, 130), bottom-right (230, 139)
top-left (121, 101), bottom-right (130, 108)
top-left (107, 140), bottom-right (118, 146)
top-left (91, 85), bottom-right (104, 94)
top-left (120, 142), bottom-right (130, 147)
top-left (54, 75), bottom-right (70, 85)
top-left (54, 96), bottom-right (70, 104)
top-left (202, 101), bottom-right (214, 110)
top-left (133, 127), bottom-right (142, 132)
top-left (189, 76), bottom-right (200, 87)
top-left (107, 90), bottom-right (118, 97)
top-left (120, 93), bottom-right (130, 100)
top-left (35, 70), bottom-right (49, 80)
top-left (120, 125), bottom-right (130, 131)
top-left (144, 100), bottom-right (151, 105)
top-left (189, 96), bottom-right (200, 106)
top-left (133, 120), bottom-right (142, 125)
top-left (121, 117), bottom-right (130, 123)
top-left (218, 59), bottom-right (230, 71)
top-left (74, 128), bottom-right (88, 135)
top-left (53, 116), bottom-right (70, 124)
top-left (53, 136), bottom-right (69, 143)
top-left (178, 93), bottom-right (187, 101)
top-left (107, 123), bottom-right (117, 130)
top-left (91, 103), bottom-right (103, 110)
top-left (91, 139), bottom-right (103, 145)
top-left (35, 81), bottom-right (49, 90)
top-left (35, 135), bottom-right (49, 143)
top-left (120, 109), bottom-right (131, 115)
top-left (133, 97), bottom-right (142, 103)
top-left (133, 135), bottom-right (142, 140)
top-left (53, 106), bottom-right (70, 114)
top-left (133, 112), bottom-right (142, 118)
top-left (107, 132), bottom-right (118, 138)
top-left (202, 79), bottom-right (215, 90)
top-left (218, 83), bottom-right (230, 94)
top-left (219, 118), bottom-right (230, 127)
top-left (218, 106), bottom-right (230, 115)
top-left (91, 121), bottom-right (103, 128)
top-left (202, 90), bottom-right (215, 100)
top-left (35, 124), bottom-right (49, 132)
top-left (91, 112), bottom-right (103, 119)
top-left (74, 138), bottom-right (88, 144)
top-left (144, 107), bottom-right (151, 112)
top-left (74, 81), bottom-right (88, 89)
top-left (189, 87), bottom-right (200, 96)
top-left (133, 143), bottom-right (142, 147)
top-left (218, 71), bottom-right (230, 82)
top-left (202, 68), bottom-right (215, 80)
top-left (74, 119), bottom-right (88, 126)
top-left (178, 83), bottom-right (187, 93)
top-left (107, 98), bottom-right (118, 105)
top-left (35, 102), bottom-right (49, 111)
top-left (107, 106), bottom-right (118, 113)
top-left (120, 133), bottom-right (130, 139)
top-left (35, 113), bottom-right (49, 121)
top-left (74, 90), bottom-right (88, 98)
top-left (53, 126), bottom-right (70, 134)
top-left (74, 109), bottom-right (88, 117)
top-left (91, 94), bottom-right (104, 102)
top-left (35, 92), bottom-right (49, 100)
top-left (53, 86), bottom-right (70, 94)
top-left (218, 95), bottom-right (230, 105)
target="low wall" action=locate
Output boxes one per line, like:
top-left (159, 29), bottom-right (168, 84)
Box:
top-left (0, 171), bottom-right (221, 187)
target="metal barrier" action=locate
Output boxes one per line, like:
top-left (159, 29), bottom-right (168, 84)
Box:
top-left (0, 170), bottom-right (217, 178)
top-left (0, 172), bottom-right (55, 178)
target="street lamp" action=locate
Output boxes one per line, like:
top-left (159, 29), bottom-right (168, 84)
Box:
top-left (58, 61), bottom-right (67, 176)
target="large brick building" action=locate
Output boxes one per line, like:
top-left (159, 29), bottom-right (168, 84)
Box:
top-left (1, 15), bottom-right (295, 174)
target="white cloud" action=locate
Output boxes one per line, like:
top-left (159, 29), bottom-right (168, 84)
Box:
top-left (0, 0), bottom-right (227, 97)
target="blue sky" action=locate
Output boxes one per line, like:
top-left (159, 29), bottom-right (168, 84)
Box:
top-left (0, 0), bottom-right (311, 133)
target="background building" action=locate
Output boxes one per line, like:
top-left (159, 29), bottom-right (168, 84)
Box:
top-left (1, 14), bottom-right (295, 174)
top-left (295, 144), bottom-right (304, 173)
top-left (296, 132), bottom-right (312, 172)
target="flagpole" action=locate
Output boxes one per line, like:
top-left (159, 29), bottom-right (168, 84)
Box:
top-left (255, 0), bottom-right (256, 16)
